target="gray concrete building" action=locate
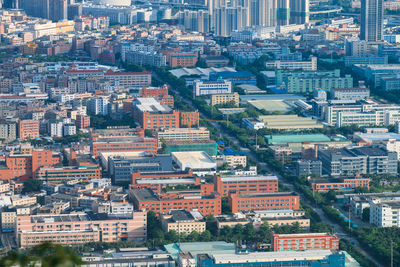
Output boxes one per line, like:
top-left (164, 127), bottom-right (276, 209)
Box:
top-left (318, 146), bottom-right (398, 176)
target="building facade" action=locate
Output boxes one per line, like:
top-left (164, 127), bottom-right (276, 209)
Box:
top-left (272, 233), bottom-right (339, 252)
top-left (229, 192), bottom-right (300, 213)
top-left (16, 211), bottom-right (147, 248)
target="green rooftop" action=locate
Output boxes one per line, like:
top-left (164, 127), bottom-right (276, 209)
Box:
top-left (265, 133), bottom-right (331, 145)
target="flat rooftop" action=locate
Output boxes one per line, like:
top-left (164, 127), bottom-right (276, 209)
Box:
top-left (220, 176), bottom-right (278, 182)
top-left (94, 137), bottom-right (149, 143)
top-left (30, 212), bottom-right (132, 223)
top-left (135, 98), bottom-right (172, 113)
top-left (351, 146), bottom-right (391, 157)
top-left (265, 133), bottom-right (331, 145)
top-left (170, 210), bottom-right (195, 222)
top-left (165, 139), bottom-right (216, 145)
top-left (169, 67), bottom-right (236, 78)
top-left (258, 115), bottom-right (323, 129)
top-left (171, 151), bottom-right (216, 167)
top-left (355, 132), bottom-right (400, 142)
top-left (238, 192), bottom-right (298, 198)
top-left (212, 249), bottom-right (335, 263)
top-left (248, 99), bottom-right (292, 112)
top-left (130, 188), bottom-right (159, 202)
top-left (136, 178), bottom-right (196, 185)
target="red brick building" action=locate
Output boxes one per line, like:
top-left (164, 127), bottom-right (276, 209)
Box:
top-left (140, 85), bottom-right (174, 108)
top-left (129, 188), bottom-right (221, 216)
top-left (133, 98), bottom-right (199, 130)
top-left (91, 137), bottom-right (157, 157)
top-left (214, 175), bottom-right (279, 197)
top-left (228, 192), bottom-right (300, 213)
top-left (167, 52), bottom-right (198, 68)
top-left (18, 120), bottom-right (39, 140)
top-left (310, 176), bottom-right (370, 191)
top-left (179, 111), bottom-right (199, 127)
top-left (272, 233), bottom-right (339, 252)
top-left (0, 150), bottom-right (62, 180)
top-left (131, 170), bottom-right (214, 198)
top-left (76, 115), bottom-right (90, 129)
top-left (90, 127), bottom-right (145, 141)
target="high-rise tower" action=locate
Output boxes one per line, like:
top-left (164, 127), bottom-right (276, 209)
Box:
top-left (360, 0), bottom-right (383, 41)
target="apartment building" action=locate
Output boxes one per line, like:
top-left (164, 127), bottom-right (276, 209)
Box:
top-left (211, 92), bottom-right (239, 107)
top-left (0, 121), bottom-right (17, 142)
top-left (16, 211), bottom-right (147, 248)
top-left (76, 115), bottom-right (90, 129)
top-left (214, 175), bottom-right (278, 197)
top-left (228, 192), bottom-right (300, 213)
top-left (18, 120), bottom-right (39, 140)
top-left (370, 198), bottom-right (400, 227)
top-left (160, 210), bottom-right (205, 234)
top-left (129, 188), bottom-right (221, 216)
top-left (272, 233), bottom-right (339, 251)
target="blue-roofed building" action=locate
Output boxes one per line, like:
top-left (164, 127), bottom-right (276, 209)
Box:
top-left (344, 56), bottom-right (388, 67)
top-left (209, 71), bottom-right (256, 85)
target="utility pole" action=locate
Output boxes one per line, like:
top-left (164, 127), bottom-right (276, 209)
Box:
top-left (348, 205), bottom-right (351, 231)
top-left (391, 239), bottom-right (393, 267)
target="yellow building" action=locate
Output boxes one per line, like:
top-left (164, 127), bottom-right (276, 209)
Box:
top-left (1, 211), bottom-right (16, 230)
top-left (23, 43), bottom-right (38, 55)
top-left (211, 92), bottom-right (239, 107)
top-left (161, 210), bottom-right (206, 234)
top-left (11, 196), bottom-right (37, 207)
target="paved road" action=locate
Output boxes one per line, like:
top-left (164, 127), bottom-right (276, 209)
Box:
top-left (163, 78), bottom-right (382, 267)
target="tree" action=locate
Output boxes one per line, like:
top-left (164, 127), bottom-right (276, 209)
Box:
top-left (22, 179), bottom-right (42, 194)
top-left (221, 197), bottom-right (231, 214)
top-left (325, 190), bottom-right (337, 203)
top-left (0, 242), bottom-right (83, 267)
top-left (205, 215), bottom-right (218, 236)
top-left (362, 207), bottom-right (370, 222)
top-left (165, 230), bottom-right (179, 243)
top-left (244, 223), bottom-right (257, 241)
top-left (144, 129), bottom-right (154, 137)
top-left (187, 231), bottom-right (200, 242)
top-left (199, 230), bottom-right (212, 241)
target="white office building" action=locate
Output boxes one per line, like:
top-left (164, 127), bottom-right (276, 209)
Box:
top-left (49, 122), bottom-right (63, 138)
top-left (89, 96), bottom-right (109, 116)
top-left (194, 80), bottom-right (232, 97)
top-left (63, 124), bottom-right (77, 136)
top-left (265, 56), bottom-right (317, 71)
top-left (370, 198), bottom-right (400, 227)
